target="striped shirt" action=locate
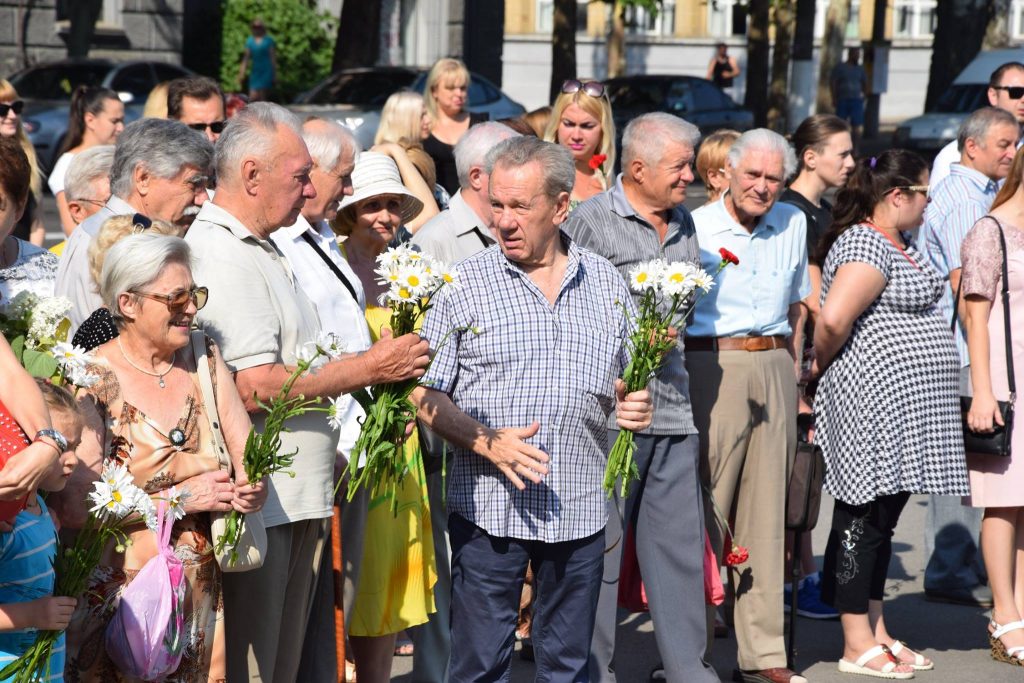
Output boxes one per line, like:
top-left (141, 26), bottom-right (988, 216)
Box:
top-left (563, 175), bottom-right (699, 436)
top-left (0, 496), bottom-right (64, 681)
top-left (420, 235), bottom-right (634, 542)
top-left (920, 163), bottom-right (999, 366)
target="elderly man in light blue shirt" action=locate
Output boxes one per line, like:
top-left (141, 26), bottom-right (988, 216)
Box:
top-left (917, 106), bottom-right (1018, 611)
top-left (687, 129), bottom-right (810, 683)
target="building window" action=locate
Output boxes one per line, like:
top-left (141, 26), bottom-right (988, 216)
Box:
top-left (1011, 0), bottom-right (1024, 39)
top-left (624, 0), bottom-right (675, 36)
top-left (893, 0), bottom-right (937, 39)
top-left (536, 0), bottom-right (589, 34)
top-left (813, 0), bottom-right (861, 39)
top-left (708, 0), bottom-right (746, 37)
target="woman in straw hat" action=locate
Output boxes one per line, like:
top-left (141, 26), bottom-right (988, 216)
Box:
top-left (332, 151), bottom-right (436, 683)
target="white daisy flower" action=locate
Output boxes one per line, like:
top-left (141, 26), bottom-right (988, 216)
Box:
top-left (660, 262), bottom-right (699, 297)
top-left (316, 331), bottom-right (347, 359)
top-left (52, 341), bottom-right (89, 370)
top-left (89, 463), bottom-right (141, 520)
top-left (163, 486), bottom-right (189, 522)
top-left (628, 260), bottom-right (663, 293)
top-left (326, 396), bottom-right (346, 431)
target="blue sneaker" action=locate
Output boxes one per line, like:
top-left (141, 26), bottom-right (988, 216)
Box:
top-left (784, 572), bottom-right (839, 620)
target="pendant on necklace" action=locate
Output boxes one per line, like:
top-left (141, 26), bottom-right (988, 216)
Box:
top-left (169, 428), bottom-right (186, 449)
top-left (159, 377), bottom-right (166, 389)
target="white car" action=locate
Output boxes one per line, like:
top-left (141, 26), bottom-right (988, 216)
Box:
top-left (894, 48), bottom-right (1024, 152)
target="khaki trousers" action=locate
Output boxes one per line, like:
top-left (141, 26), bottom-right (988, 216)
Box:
top-left (224, 517), bottom-right (332, 682)
top-left (686, 348), bottom-right (796, 672)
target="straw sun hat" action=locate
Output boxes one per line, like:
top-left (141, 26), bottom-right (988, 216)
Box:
top-left (338, 151), bottom-right (423, 224)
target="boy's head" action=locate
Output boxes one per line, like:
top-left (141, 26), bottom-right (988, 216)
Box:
top-left (35, 381), bottom-right (82, 492)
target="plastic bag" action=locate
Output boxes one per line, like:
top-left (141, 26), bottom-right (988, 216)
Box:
top-left (105, 501), bottom-right (186, 680)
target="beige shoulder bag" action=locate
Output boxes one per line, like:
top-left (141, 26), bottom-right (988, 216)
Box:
top-left (190, 330), bottom-right (268, 572)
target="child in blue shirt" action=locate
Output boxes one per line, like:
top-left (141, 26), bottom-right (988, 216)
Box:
top-left (0, 381), bottom-right (82, 681)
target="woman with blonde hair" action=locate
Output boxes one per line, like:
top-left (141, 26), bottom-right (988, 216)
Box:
top-left (423, 58), bottom-right (487, 195)
top-left (543, 79), bottom-right (616, 208)
top-left (0, 80), bottom-right (45, 246)
top-left (375, 90), bottom-right (431, 146)
top-left (695, 129), bottom-right (740, 206)
top-left (142, 81), bottom-right (170, 119)
top-left (374, 90), bottom-right (446, 215)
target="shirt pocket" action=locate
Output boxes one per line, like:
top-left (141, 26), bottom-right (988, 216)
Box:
top-left (759, 267), bottom-right (799, 328)
top-left (572, 326), bottom-right (623, 401)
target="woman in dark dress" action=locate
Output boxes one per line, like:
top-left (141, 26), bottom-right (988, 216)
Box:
top-left (421, 58), bottom-right (487, 195)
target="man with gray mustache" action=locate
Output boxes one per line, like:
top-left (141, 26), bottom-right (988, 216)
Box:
top-left (54, 117), bottom-right (214, 330)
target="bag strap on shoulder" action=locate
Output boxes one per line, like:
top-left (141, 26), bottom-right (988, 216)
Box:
top-left (190, 330), bottom-right (232, 473)
top-left (951, 215), bottom-right (1015, 401)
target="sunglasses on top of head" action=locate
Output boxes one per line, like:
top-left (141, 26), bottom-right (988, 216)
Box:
top-left (0, 101), bottom-right (24, 118)
top-left (993, 85), bottom-right (1024, 100)
top-left (131, 286), bottom-right (209, 314)
top-left (187, 121), bottom-right (227, 134)
top-left (561, 79), bottom-right (606, 98)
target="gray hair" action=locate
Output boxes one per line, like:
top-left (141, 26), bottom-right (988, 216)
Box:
top-left (64, 144), bottom-right (114, 201)
top-left (215, 102), bottom-right (303, 183)
top-left (484, 136), bottom-right (574, 200)
top-left (454, 121), bottom-right (521, 189)
top-left (727, 128), bottom-right (798, 178)
top-left (622, 112), bottom-right (701, 167)
top-left (109, 119), bottom-right (212, 198)
top-left (302, 118), bottom-right (359, 171)
top-left (957, 106), bottom-right (1019, 152)
top-left (100, 234), bottom-right (193, 326)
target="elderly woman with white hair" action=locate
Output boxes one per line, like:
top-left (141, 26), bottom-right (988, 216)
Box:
top-left (331, 151), bottom-right (437, 683)
top-left (63, 233), bottom-right (267, 682)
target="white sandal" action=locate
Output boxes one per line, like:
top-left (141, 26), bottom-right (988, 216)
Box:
top-left (887, 641), bottom-right (933, 671)
top-left (990, 619), bottom-right (1024, 666)
top-left (838, 644), bottom-right (915, 679)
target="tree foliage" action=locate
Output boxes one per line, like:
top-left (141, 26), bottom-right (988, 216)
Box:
top-left (925, 0), bottom-right (993, 111)
top-left (220, 0), bottom-right (338, 102)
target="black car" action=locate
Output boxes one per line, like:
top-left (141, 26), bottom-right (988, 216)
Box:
top-left (604, 75), bottom-right (754, 138)
top-left (8, 58), bottom-right (192, 171)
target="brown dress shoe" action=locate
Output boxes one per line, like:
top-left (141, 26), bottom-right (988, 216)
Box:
top-left (732, 667), bottom-right (809, 683)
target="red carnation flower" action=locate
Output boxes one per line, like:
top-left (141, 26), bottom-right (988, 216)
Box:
top-left (719, 247), bottom-right (740, 266)
top-left (589, 153), bottom-right (608, 171)
top-left (724, 543), bottom-right (749, 566)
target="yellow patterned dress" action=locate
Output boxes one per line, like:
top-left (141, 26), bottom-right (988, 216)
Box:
top-left (348, 305), bottom-right (437, 637)
top-left (64, 352), bottom-right (226, 682)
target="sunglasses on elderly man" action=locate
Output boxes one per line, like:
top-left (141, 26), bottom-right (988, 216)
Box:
top-left (187, 121), bottom-right (227, 135)
top-left (992, 85), bottom-right (1024, 100)
top-left (131, 286), bottom-right (209, 313)
top-left (561, 79), bottom-right (606, 98)
top-left (0, 101), bottom-right (24, 117)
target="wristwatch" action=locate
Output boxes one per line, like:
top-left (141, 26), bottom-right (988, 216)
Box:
top-left (33, 429), bottom-right (68, 454)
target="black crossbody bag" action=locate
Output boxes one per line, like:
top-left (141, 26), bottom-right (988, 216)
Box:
top-left (953, 216), bottom-right (1015, 457)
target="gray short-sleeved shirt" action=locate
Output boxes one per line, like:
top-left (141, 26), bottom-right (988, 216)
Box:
top-left (185, 202), bottom-right (335, 527)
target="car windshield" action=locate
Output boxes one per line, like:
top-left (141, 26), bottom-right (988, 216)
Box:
top-left (308, 71), bottom-right (418, 106)
top-left (931, 84), bottom-right (988, 113)
top-left (9, 63), bottom-right (112, 100)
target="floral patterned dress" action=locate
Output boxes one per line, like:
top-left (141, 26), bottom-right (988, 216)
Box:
top-left (64, 350), bottom-right (226, 682)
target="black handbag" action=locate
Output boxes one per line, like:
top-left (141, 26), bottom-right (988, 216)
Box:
top-left (786, 413), bottom-right (825, 531)
top-left (953, 216), bottom-right (1015, 457)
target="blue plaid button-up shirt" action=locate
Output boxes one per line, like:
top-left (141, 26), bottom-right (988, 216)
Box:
top-left (420, 235), bottom-right (634, 542)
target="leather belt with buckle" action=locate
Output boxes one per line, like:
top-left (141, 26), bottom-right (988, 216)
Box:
top-left (685, 335), bottom-right (787, 352)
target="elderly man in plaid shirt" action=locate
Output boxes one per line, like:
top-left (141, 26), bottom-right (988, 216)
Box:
top-left (412, 135), bottom-right (654, 682)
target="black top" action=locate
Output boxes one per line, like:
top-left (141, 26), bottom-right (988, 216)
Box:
top-left (712, 57), bottom-right (734, 88)
top-left (423, 111), bottom-right (489, 196)
top-left (73, 307), bottom-right (119, 351)
top-left (780, 188), bottom-right (833, 265)
top-left (11, 191), bottom-right (37, 242)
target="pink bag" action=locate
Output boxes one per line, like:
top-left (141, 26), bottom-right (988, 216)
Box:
top-left (704, 534), bottom-right (725, 606)
top-left (105, 502), bottom-right (186, 680)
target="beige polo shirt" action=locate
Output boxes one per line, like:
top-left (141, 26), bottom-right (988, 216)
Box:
top-left (185, 201), bottom-right (335, 528)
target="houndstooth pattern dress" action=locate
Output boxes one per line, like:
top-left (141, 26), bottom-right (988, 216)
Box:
top-left (815, 225), bottom-right (969, 505)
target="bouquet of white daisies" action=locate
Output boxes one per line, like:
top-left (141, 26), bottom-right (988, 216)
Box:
top-left (340, 245), bottom-right (458, 508)
top-left (604, 250), bottom-right (738, 498)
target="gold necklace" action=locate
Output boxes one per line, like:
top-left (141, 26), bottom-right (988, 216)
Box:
top-left (117, 337), bottom-right (175, 389)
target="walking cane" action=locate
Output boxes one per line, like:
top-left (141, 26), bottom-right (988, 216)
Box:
top-left (333, 503), bottom-right (345, 682)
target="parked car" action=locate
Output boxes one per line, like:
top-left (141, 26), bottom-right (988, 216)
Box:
top-left (893, 48), bottom-right (1024, 152)
top-left (603, 75), bottom-right (755, 140)
top-left (290, 66), bottom-right (526, 149)
top-left (7, 58), bottom-right (192, 173)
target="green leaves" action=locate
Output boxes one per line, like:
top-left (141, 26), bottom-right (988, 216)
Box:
top-left (219, 0), bottom-right (338, 101)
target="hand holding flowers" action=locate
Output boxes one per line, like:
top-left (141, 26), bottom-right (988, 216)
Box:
top-left (604, 249), bottom-right (739, 498)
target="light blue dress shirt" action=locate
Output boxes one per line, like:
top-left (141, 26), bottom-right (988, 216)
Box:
top-left (688, 194), bottom-right (811, 337)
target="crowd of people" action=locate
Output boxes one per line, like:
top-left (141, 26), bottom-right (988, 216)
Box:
top-left (0, 51), bottom-right (1022, 683)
